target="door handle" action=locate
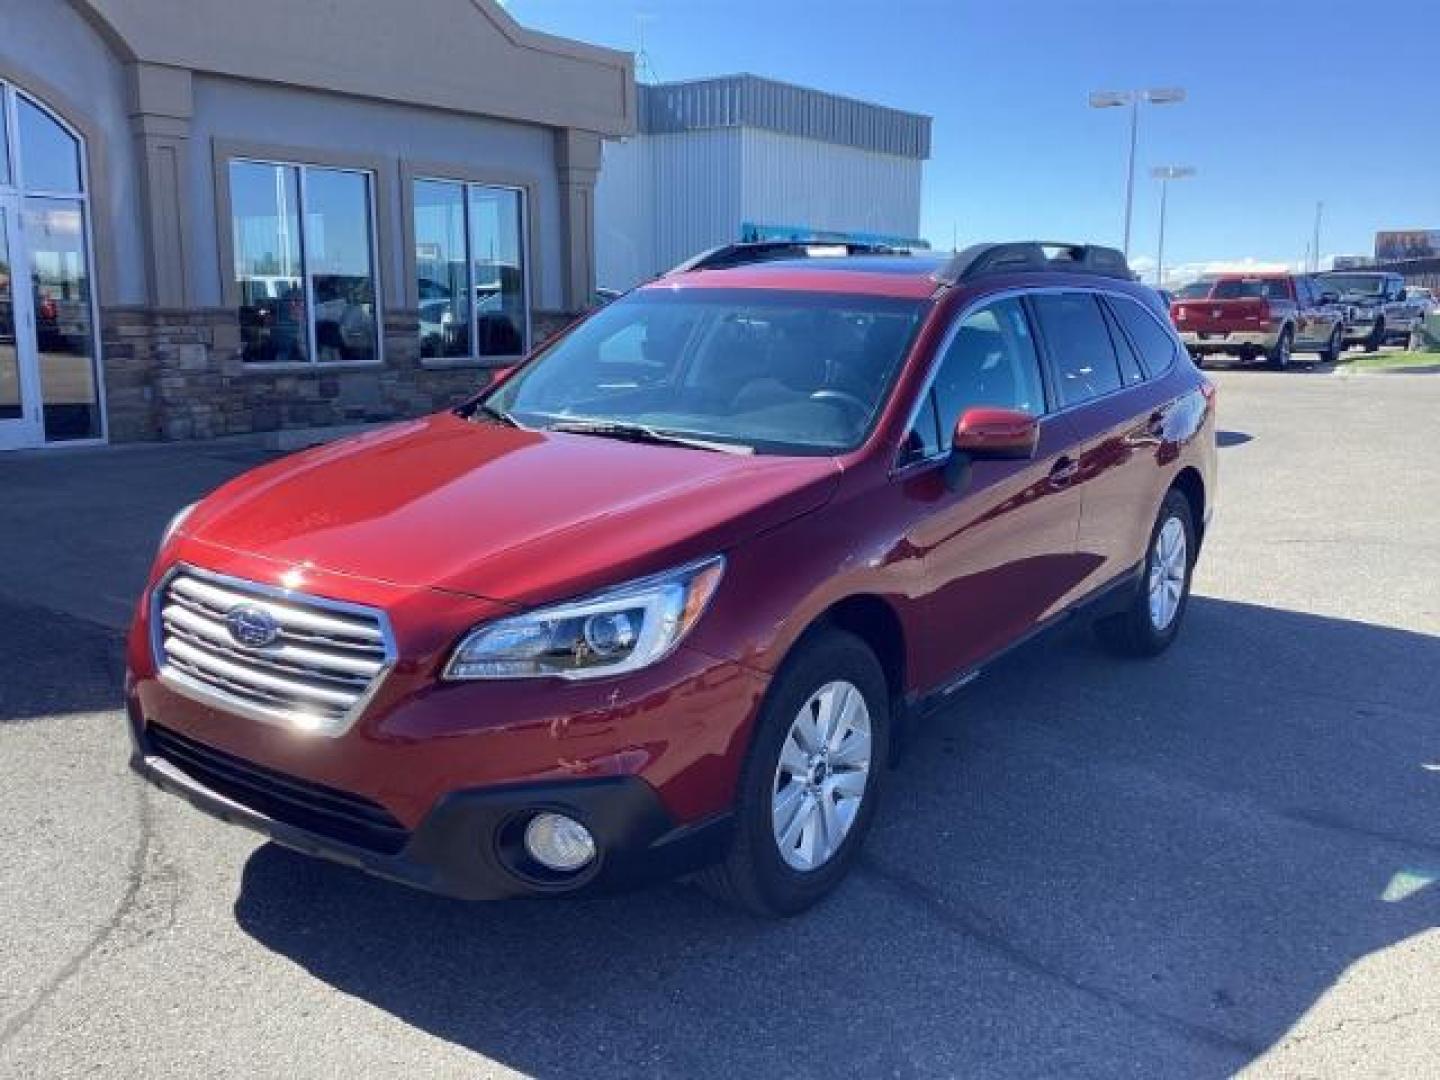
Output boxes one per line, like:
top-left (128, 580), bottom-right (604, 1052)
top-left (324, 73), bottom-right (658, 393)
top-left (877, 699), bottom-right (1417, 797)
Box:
top-left (1048, 456), bottom-right (1080, 488)
top-left (1145, 410), bottom-right (1166, 438)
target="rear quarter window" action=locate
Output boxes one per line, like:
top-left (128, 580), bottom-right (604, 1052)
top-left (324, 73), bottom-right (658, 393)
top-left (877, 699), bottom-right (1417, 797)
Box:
top-left (1108, 295), bottom-right (1180, 378)
top-left (1030, 292), bottom-right (1124, 407)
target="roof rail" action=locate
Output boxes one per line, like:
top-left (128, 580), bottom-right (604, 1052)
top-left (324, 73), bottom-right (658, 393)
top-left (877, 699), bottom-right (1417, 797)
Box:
top-left (935, 242), bottom-right (1135, 286)
top-left (665, 240), bottom-right (912, 276)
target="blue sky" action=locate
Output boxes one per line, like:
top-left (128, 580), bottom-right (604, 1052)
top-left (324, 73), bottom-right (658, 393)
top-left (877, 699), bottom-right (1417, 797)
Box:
top-left (508, 0), bottom-right (1440, 280)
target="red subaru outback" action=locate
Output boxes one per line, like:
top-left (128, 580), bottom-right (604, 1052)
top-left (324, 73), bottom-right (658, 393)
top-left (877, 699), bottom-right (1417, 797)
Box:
top-left (127, 241), bottom-right (1216, 916)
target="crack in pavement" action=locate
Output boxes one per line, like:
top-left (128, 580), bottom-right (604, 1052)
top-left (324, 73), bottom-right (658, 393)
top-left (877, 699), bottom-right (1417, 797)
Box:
top-left (0, 780), bottom-right (154, 1050)
top-left (855, 852), bottom-right (1261, 1061)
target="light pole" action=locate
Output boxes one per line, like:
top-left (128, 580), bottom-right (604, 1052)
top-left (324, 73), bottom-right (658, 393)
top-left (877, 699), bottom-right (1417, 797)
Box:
top-left (1089, 88), bottom-right (1186, 257)
top-left (1151, 165), bottom-right (1196, 288)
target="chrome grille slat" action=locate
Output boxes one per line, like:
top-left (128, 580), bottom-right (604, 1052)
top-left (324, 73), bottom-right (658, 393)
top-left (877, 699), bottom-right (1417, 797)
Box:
top-left (160, 604), bottom-right (381, 682)
top-left (154, 567), bottom-right (396, 735)
top-left (167, 592), bottom-right (386, 655)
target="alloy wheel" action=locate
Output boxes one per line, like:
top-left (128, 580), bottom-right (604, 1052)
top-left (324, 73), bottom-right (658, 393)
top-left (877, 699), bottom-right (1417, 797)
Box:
top-left (1148, 516), bottom-right (1188, 631)
top-left (771, 680), bottom-right (872, 872)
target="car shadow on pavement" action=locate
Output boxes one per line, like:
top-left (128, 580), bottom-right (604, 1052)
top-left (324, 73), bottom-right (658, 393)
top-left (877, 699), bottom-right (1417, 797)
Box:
top-left (0, 599), bottom-right (124, 724)
top-left (233, 597), bottom-right (1440, 1078)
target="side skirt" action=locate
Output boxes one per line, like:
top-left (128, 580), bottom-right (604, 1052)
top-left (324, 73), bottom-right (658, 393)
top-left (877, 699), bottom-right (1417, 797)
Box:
top-left (901, 560), bottom-right (1144, 726)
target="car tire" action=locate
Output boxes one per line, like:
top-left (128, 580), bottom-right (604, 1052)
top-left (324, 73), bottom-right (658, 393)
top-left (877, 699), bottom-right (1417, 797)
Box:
top-left (1365, 319), bottom-right (1384, 352)
top-left (1320, 325), bottom-right (1342, 365)
top-left (697, 628), bottom-right (889, 917)
top-left (1267, 328), bottom-right (1293, 370)
top-left (1094, 488), bottom-right (1196, 658)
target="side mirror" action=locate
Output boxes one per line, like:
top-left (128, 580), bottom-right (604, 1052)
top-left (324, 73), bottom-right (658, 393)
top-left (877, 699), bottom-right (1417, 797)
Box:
top-left (1319, 291), bottom-right (1339, 305)
top-left (1397, 289), bottom-right (1409, 302)
top-left (944, 407), bottom-right (1039, 491)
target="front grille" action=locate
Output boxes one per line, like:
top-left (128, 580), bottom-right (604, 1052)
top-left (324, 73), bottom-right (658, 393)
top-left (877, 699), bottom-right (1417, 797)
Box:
top-left (154, 567), bottom-right (394, 734)
top-left (147, 724), bottom-right (408, 854)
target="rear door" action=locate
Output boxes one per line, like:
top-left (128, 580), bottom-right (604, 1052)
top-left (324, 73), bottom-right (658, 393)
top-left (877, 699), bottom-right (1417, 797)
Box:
top-left (1029, 290), bottom-right (1174, 602)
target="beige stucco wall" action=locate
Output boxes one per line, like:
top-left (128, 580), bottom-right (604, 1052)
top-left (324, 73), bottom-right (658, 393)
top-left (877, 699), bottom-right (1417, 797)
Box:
top-left (72, 0), bottom-right (634, 137)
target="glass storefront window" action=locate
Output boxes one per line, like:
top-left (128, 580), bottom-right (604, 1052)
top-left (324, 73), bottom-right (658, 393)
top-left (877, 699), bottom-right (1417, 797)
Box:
top-left (414, 180), bottom-right (471, 360)
top-left (0, 102), bottom-right (10, 186)
top-left (413, 179), bottom-right (527, 362)
top-left (470, 186), bottom-right (526, 357)
top-left (24, 198), bottom-right (100, 440)
top-left (0, 208), bottom-right (19, 420)
top-left (306, 169), bottom-right (377, 363)
top-left (17, 96), bottom-right (81, 194)
top-left (229, 160), bottom-right (379, 364)
top-left (231, 161), bottom-right (307, 364)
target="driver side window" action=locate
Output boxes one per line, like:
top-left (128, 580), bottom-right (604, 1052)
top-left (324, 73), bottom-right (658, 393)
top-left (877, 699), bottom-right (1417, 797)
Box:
top-left (932, 298), bottom-right (1046, 428)
top-left (900, 297), bottom-right (1045, 466)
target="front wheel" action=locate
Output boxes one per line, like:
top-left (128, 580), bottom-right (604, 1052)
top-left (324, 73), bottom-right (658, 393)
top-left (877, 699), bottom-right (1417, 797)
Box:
top-left (1094, 489), bottom-right (1196, 658)
top-left (698, 629), bottom-right (889, 917)
top-left (1320, 324), bottom-right (1342, 365)
top-left (1365, 319), bottom-right (1384, 352)
top-left (1267, 328), bottom-right (1293, 370)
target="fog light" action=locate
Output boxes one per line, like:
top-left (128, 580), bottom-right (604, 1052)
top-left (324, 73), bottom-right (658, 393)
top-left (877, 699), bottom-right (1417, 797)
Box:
top-left (523, 812), bottom-right (596, 873)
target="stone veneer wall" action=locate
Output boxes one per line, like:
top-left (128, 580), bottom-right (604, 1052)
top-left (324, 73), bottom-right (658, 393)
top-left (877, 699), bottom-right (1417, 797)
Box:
top-left (101, 307), bottom-right (579, 442)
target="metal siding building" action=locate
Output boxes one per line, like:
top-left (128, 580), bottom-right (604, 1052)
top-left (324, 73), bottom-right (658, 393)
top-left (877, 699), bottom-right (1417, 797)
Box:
top-left (597, 75), bottom-right (930, 289)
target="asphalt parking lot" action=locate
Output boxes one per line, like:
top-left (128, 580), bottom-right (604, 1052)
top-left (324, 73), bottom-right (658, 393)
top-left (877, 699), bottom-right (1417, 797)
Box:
top-left (1, 367), bottom-right (1437, 1079)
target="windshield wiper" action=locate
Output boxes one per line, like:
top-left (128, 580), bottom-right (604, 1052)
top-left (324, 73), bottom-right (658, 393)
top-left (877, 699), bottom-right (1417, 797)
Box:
top-left (470, 403), bottom-right (519, 428)
top-left (547, 419), bottom-right (752, 455)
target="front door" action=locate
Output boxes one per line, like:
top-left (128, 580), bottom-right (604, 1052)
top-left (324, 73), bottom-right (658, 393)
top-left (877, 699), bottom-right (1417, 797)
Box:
top-left (0, 196), bottom-right (43, 450)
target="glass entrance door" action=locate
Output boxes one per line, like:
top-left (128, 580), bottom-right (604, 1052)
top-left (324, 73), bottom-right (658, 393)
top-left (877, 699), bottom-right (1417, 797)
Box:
top-left (0, 196), bottom-right (43, 450)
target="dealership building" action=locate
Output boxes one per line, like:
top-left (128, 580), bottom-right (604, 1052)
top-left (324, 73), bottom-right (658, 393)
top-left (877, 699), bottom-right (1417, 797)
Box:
top-left (596, 76), bottom-right (931, 289)
top-left (0, 0), bottom-right (633, 449)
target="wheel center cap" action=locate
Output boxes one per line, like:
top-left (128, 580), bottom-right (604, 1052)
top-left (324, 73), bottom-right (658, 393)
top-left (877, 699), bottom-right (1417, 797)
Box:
top-left (809, 758), bottom-right (829, 786)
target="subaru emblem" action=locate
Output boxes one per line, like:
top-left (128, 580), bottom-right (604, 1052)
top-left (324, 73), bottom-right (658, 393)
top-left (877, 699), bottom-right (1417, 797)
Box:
top-left (226, 605), bottom-right (280, 648)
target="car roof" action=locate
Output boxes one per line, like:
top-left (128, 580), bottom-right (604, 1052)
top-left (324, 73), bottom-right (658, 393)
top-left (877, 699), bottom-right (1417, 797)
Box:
top-left (638, 255), bottom-right (949, 299)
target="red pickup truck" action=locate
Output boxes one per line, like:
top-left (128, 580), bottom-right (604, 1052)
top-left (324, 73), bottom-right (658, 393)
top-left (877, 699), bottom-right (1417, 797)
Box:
top-left (1173, 273), bottom-right (1346, 369)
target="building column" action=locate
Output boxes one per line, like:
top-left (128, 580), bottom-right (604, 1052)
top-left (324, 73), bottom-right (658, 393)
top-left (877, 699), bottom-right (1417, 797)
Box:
top-left (127, 63), bottom-right (194, 309)
top-left (555, 128), bottom-right (602, 311)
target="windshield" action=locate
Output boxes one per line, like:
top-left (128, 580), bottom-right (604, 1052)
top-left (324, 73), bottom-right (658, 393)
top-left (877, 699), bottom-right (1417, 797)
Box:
top-left (1318, 274), bottom-right (1386, 297)
top-left (1212, 278), bottom-right (1289, 300)
top-left (1176, 281), bottom-right (1213, 299)
top-left (478, 288), bottom-right (928, 455)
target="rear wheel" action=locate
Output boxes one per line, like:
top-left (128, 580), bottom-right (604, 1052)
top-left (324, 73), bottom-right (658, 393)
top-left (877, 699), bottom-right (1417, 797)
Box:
top-left (1267, 328), bottom-right (1293, 369)
top-left (1365, 319), bottom-right (1384, 352)
top-left (1095, 489), bottom-right (1196, 658)
top-left (698, 629), bottom-right (888, 917)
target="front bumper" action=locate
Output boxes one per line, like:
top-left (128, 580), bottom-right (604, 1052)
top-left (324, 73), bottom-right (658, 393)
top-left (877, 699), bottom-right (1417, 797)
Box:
top-left (1179, 329), bottom-right (1278, 353)
top-left (128, 709), bottom-right (732, 900)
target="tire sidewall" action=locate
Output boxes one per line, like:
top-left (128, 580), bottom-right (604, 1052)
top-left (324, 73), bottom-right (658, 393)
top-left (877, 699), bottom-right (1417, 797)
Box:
top-left (1139, 490), bottom-right (1197, 650)
top-left (735, 631), bottom-right (890, 914)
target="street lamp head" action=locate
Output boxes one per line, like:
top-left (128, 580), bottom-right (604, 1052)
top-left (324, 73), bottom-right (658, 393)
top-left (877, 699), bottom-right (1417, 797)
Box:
top-left (1151, 165), bottom-right (1197, 180)
top-left (1143, 87), bottom-right (1187, 105)
top-left (1088, 90), bottom-right (1134, 109)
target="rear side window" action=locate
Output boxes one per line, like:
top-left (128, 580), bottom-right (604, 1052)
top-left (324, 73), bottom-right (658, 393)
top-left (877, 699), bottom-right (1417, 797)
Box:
top-left (1109, 295), bottom-right (1179, 378)
top-left (1030, 292), bottom-right (1124, 407)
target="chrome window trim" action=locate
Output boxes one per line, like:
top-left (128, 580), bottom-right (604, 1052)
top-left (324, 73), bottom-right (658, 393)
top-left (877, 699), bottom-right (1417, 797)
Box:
top-left (149, 563), bottom-right (398, 738)
top-left (891, 284), bottom-right (1173, 476)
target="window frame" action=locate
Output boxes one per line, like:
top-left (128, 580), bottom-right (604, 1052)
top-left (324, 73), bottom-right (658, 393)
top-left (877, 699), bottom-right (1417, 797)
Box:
top-left (401, 159), bottom-right (540, 369)
top-left (1102, 293), bottom-right (1181, 380)
top-left (214, 141), bottom-right (391, 372)
top-left (894, 284), bottom-right (1174, 475)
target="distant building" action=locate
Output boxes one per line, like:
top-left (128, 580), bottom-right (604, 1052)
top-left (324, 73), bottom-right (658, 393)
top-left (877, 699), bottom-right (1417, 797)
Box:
top-left (596, 75), bottom-right (931, 289)
top-left (1375, 230), bottom-right (1440, 262)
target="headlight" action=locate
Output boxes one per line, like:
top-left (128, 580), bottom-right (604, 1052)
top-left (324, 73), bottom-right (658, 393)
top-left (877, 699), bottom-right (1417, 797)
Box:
top-left (444, 556), bottom-right (724, 681)
top-left (160, 502), bottom-right (196, 550)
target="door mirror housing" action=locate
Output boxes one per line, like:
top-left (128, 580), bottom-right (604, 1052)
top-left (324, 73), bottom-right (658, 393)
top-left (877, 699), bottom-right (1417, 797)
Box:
top-left (1397, 288), bottom-right (1409, 302)
top-left (944, 407), bottom-right (1040, 491)
top-left (1319, 291), bottom-right (1339, 305)
top-left (953, 407), bottom-right (1040, 459)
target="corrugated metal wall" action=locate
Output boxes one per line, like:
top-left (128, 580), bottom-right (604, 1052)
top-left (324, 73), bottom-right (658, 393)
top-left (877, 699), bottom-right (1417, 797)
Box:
top-left (596, 125), bottom-right (924, 289)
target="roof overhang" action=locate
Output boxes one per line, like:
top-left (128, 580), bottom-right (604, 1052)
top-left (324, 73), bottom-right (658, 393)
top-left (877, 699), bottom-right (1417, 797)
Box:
top-left (71, 0), bottom-right (635, 136)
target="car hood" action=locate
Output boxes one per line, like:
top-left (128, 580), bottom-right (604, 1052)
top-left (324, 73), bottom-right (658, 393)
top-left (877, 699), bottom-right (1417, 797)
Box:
top-left (181, 413), bottom-right (840, 606)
